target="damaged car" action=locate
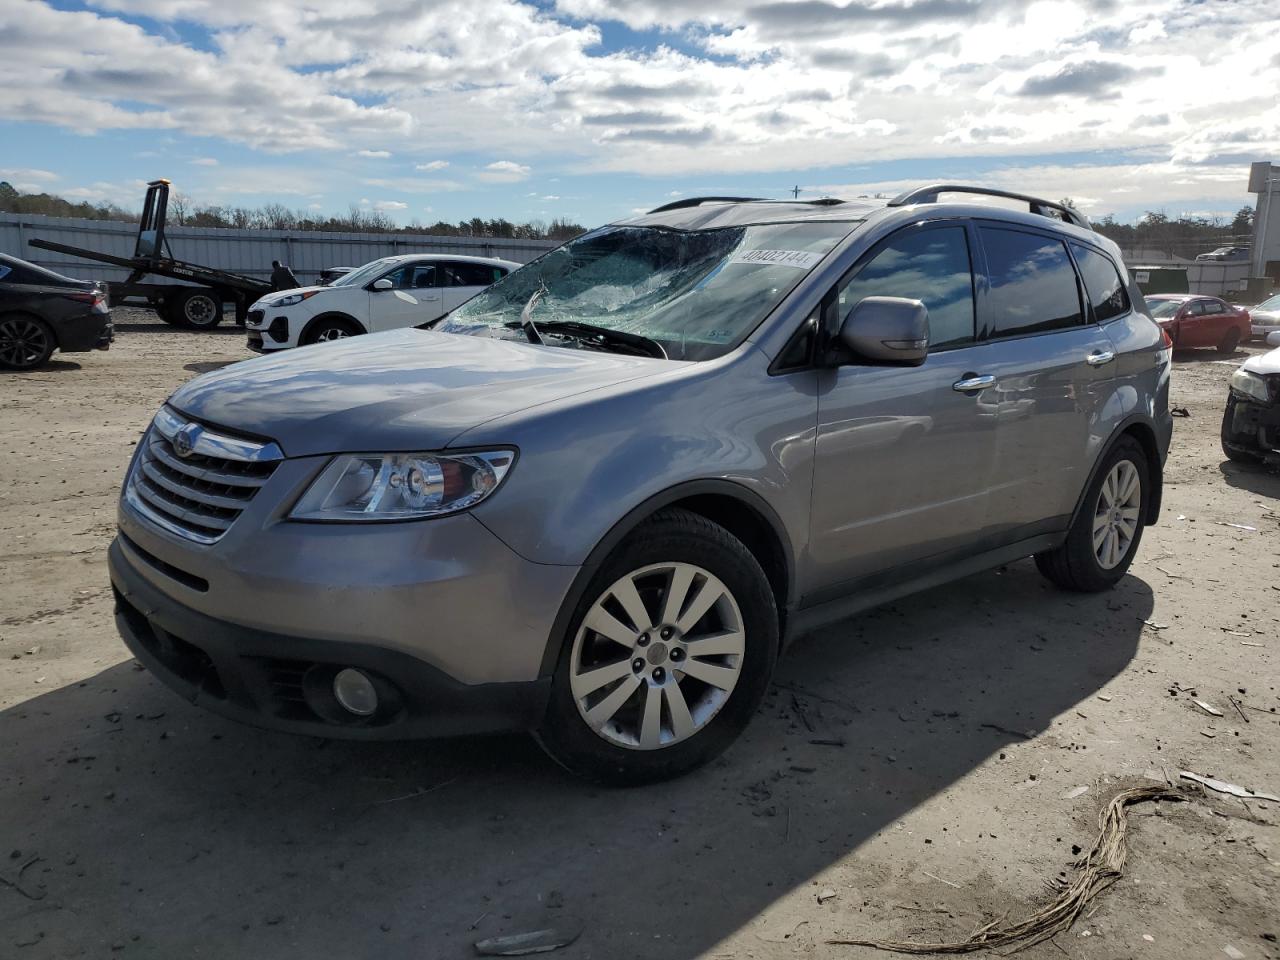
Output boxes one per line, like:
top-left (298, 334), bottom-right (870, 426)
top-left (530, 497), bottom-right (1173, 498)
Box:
top-left (109, 186), bottom-right (1171, 784)
top-left (1222, 344), bottom-right (1280, 465)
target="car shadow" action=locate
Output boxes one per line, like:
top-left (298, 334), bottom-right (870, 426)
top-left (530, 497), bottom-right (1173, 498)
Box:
top-left (0, 359), bottom-right (83, 375)
top-left (183, 360), bottom-right (242, 374)
top-left (112, 321), bottom-right (245, 335)
top-left (1218, 459), bottom-right (1280, 492)
top-left (0, 560), bottom-right (1150, 959)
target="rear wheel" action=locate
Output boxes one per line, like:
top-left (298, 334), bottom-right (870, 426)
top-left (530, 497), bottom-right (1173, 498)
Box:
top-left (173, 290), bottom-right (223, 330)
top-left (1218, 327), bottom-right (1241, 355)
top-left (1035, 436), bottom-right (1149, 592)
top-left (0, 314), bottom-right (56, 370)
top-left (301, 317), bottom-right (361, 345)
top-left (536, 509), bottom-right (778, 785)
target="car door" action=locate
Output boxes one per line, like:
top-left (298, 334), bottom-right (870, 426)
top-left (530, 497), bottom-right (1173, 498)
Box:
top-left (808, 221), bottom-right (1000, 593)
top-left (367, 261), bottom-right (442, 332)
top-left (441, 262), bottom-right (504, 314)
top-left (1177, 299), bottom-right (1216, 347)
top-left (965, 225), bottom-right (1117, 537)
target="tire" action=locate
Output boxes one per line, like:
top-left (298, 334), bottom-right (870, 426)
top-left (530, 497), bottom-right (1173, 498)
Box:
top-left (172, 290), bottom-right (223, 330)
top-left (535, 508), bottom-right (778, 785)
top-left (1220, 397), bottom-right (1261, 463)
top-left (0, 313), bottom-right (57, 370)
top-left (1218, 327), bottom-right (1241, 355)
top-left (301, 316), bottom-right (361, 345)
top-left (1035, 435), bottom-right (1149, 592)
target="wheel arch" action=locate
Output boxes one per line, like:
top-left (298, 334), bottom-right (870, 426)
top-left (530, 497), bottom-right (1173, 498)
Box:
top-left (536, 479), bottom-right (795, 678)
top-left (1069, 416), bottom-right (1164, 531)
top-left (300, 312), bottom-right (366, 343)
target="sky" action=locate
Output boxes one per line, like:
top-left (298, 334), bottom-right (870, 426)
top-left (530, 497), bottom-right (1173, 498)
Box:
top-left (1, 0), bottom-right (1278, 229)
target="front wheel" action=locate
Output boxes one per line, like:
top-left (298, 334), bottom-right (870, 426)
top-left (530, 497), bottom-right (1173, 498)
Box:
top-left (301, 317), bottom-right (361, 345)
top-left (1218, 327), bottom-right (1241, 355)
top-left (536, 509), bottom-right (778, 785)
top-left (1035, 436), bottom-right (1149, 592)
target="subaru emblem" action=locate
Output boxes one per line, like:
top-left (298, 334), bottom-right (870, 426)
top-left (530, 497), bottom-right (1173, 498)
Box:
top-left (172, 423), bottom-right (200, 458)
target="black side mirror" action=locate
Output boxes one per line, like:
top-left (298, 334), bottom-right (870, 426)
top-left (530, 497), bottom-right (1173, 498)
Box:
top-left (839, 296), bottom-right (929, 365)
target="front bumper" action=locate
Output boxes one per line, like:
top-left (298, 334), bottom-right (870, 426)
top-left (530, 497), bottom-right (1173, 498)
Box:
top-left (109, 452), bottom-right (580, 737)
top-left (245, 311), bottom-right (290, 352)
top-left (110, 538), bottom-right (551, 739)
top-left (1251, 323), bottom-right (1280, 339)
top-left (1223, 392), bottom-right (1280, 464)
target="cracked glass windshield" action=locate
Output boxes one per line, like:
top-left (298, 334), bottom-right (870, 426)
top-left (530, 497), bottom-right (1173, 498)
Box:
top-left (436, 221), bottom-right (857, 361)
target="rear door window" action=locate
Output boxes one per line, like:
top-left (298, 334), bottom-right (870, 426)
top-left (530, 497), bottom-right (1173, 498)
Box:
top-left (1069, 243), bottom-right (1130, 323)
top-left (442, 262), bottom-right (501, 287)
top-left (835, 226), bottom-right (976, 348)
top-left (979, 227), bottom-right (1083, 338)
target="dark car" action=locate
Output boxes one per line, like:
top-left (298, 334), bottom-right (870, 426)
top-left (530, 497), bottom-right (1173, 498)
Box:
top-left (1144, 293), bottom-right (1250, 353)
top-left (0, 254), bottom-right (113, 370)
top-left (319, 266), bottom-right (355, 285)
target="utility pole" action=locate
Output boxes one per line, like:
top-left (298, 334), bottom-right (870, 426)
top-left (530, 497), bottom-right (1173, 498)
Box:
top-left (791, 185), bottom-right (801, 199)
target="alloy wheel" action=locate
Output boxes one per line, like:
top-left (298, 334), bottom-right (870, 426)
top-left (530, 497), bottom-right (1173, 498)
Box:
top-left (316, 327), bottom-right (350, 342)
top-left (569, 561), bottom-right (745, 750)
top-left (0, 317), bottom-right (51, 369)
top-left (1093, 459), bottom-right (1141, 570)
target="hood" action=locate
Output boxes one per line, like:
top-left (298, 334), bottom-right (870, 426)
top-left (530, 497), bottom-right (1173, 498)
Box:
top-left (1242, 346), bottom-right (1280, 376)
top-left (167, 329), bottom-right (672, 457)
top-left (1251, 308), bottom-right (1279, 323)
top-left (255, 285), bottom-right (328, 304)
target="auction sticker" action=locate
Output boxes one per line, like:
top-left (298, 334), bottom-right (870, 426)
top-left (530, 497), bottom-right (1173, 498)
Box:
top-left (731, 249), bottom-right (823, 269)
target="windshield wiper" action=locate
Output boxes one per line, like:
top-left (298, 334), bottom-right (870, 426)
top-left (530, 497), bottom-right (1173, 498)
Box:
top-left (504, 319), bottom-right (667, 359)
top-left (519, 285), bottom-right (547, 345)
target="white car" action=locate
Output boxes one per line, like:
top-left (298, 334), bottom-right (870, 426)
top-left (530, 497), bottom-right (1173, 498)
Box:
top-left (1247, 293), bottom-right (1280, 341)
top-left (246, 254), bottom-right (520, 351)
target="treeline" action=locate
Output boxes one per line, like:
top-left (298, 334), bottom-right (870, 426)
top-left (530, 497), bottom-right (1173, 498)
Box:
top-left (0, 182), bottom-right (135, 222)
top-left (1084, 201), bottom-right (1254, 259)
top-left (0, 182), bottom-right (585, 241)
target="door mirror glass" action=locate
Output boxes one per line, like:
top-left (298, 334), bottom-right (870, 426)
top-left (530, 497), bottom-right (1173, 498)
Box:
top-left (839, 296), bottom-right (929, 365)
top-left (372, 277), bottom-right (395, 291)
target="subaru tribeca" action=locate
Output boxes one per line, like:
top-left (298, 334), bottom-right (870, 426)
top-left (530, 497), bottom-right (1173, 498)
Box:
top-left (109, 186), bottom-right (1172, 784)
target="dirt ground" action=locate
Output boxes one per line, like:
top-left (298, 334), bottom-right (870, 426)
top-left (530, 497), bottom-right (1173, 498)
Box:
top-left (1, 309), bottom-right (1277, 960)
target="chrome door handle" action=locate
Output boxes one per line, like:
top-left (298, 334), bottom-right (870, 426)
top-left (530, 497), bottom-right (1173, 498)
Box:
top-left (953, 374), bottom-right (995, 392)
top-left (1086, 349), bottom-right (1115, 366)
top-left (420, 295), bottom-right (441, 302)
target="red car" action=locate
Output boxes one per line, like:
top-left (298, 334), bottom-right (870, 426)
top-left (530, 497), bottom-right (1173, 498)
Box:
top-left (1144, 294), bottom-right (1250, 353)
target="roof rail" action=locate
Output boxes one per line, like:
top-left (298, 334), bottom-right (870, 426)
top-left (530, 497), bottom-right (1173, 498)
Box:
top-left (888, 184), bottom-right (1091, 230)
top-left (647, 196), bottom-right (768, 214)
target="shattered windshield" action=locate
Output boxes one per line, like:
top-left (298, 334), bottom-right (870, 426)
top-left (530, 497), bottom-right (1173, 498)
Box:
top-left (437, 221), bottom-right (856, 361)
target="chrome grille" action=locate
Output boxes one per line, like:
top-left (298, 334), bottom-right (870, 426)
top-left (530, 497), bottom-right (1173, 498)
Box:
top-left (125, 407), bottom-right (283, 544)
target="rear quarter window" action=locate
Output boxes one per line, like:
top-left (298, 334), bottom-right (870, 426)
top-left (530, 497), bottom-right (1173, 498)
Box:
top-left (980, 227), bottom-right (1083, 337)
top-left (1069, 243), bottom-right (1130, 323)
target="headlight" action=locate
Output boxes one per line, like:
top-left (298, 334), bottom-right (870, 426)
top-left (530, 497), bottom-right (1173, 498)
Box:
top-left (273, 291), bottom-right (319, 307)
top-left (290, 450), bottom-right (515, 521)
top-left (1230, 368), bottom-right (1270, 404)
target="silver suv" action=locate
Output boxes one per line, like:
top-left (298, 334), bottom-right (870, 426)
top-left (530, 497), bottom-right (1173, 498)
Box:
top-left (109, 185), bottom-right (1172, 784)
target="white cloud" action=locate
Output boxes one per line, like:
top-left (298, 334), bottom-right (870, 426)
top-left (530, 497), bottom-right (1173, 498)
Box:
top-left (0, 0), bottom-right (1277, 214)
top-left (373, 199), bottom-right (407, 211)
top-left (477, 160), bottom-right (532, 182)
top-left (189, 157), bottom-right (218, 166)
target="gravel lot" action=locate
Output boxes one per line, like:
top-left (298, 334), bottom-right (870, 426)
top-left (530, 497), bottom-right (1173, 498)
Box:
top-left (1, 309), bottom-right (1277, 959)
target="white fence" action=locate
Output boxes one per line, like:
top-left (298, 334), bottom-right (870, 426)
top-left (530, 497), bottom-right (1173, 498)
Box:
top-left (0, 213), bottom-right (559, 287)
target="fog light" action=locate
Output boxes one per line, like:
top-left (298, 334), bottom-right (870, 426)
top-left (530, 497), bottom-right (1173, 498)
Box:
top-left (332, 668), bottom-right (378, 716)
